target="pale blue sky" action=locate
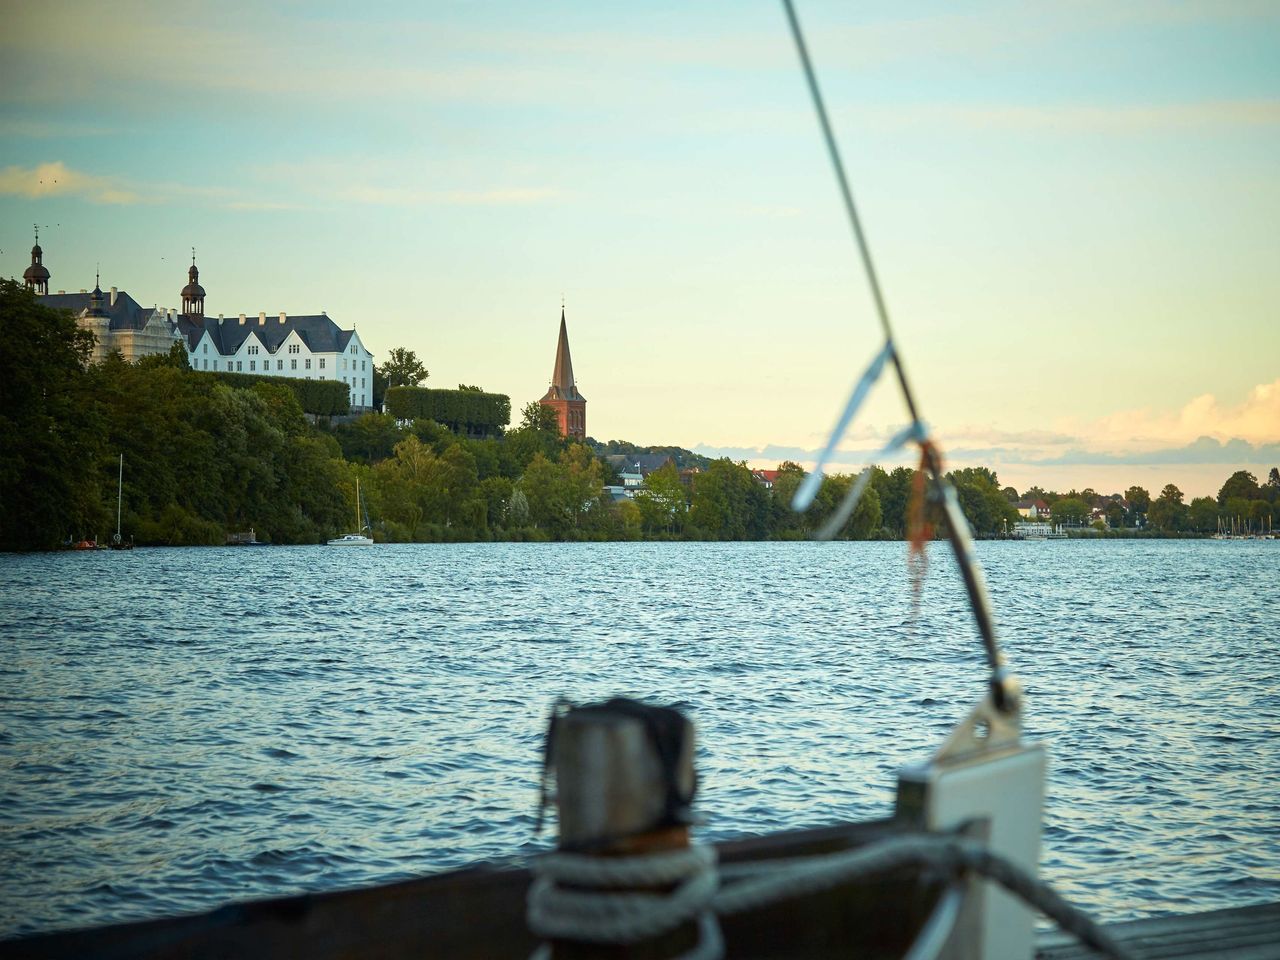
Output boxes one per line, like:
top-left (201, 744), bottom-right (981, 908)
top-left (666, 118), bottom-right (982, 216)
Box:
top-left (3, 1), bottom-right (1278, 495)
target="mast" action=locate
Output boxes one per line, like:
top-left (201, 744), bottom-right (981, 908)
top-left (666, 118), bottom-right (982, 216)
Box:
top-left (355, 478), bottom-right (361, 533)
top-left (116, 454), bottom-right (123, 540)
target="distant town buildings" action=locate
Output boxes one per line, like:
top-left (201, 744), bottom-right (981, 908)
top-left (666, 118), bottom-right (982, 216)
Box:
top-left (17, 236), bottom-right (375, 411)
top-left (540, 306), bottom-right (586, 439)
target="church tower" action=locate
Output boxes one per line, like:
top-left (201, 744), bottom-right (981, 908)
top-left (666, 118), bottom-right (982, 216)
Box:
top-left (181, 249), bottom-right (205, 317)
top-left (23, 226), bottom-right (50, 295)
top-left (539, 306), bottom-right (586, 439)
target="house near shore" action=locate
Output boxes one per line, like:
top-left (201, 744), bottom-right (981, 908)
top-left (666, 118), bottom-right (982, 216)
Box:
top-left (1016, 498), bottom-right (1051, 519)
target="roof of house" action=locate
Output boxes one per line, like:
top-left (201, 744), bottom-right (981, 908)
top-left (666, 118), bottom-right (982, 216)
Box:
top-left (752, 470), bottom-right (781, 483)
top-left (174, 313), bottom-right (356, 355)
top-left (42, 289), bottom-right (155, 331)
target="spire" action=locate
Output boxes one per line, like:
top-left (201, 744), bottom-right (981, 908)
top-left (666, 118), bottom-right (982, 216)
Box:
top-left (539, 303), bottom-right (587, 439)
top-left (87, 266), bottom-right (106, 318)
top-left (549, 305), bottom-right (579, 398)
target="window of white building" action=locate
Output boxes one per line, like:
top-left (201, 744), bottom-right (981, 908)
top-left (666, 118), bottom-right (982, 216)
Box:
top-left (236, 361), bottom-right (242, 371)
top-left (291, 359), bottom-right (297, 370)
top-left (305, 359), bottom-right (311, 369)
top-left (319, 358), bottom-right (326, 369)
top-left (249, 360), bottom-right (255, 371)
top-left (277, 359), bottom-right (283, 370)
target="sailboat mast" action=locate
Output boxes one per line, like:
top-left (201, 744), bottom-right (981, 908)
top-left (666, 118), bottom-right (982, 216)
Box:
top-left (116, 454), bottom-right (123, 538)
top-left (355, 478), bottom-right (360, 532)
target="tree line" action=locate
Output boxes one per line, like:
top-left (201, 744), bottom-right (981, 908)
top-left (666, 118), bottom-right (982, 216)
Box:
top-left (1019, 474), bottom-right (1279, 533)
top-left (2, 280), bottom-right (1274, 549)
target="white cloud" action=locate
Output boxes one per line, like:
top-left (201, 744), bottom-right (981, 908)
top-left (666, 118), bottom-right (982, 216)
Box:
top-left (694, 380), bottom-right (1280, 475)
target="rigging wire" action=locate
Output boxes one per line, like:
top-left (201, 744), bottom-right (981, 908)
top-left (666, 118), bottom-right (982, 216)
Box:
top-left (780, 0), bottom-right (1013, 710)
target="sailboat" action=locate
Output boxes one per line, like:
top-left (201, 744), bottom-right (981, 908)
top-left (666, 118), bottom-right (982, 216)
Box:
top-left (109, 454), bottom-right (133, 550)
top-left (327, 477), bottom-right (374, 546)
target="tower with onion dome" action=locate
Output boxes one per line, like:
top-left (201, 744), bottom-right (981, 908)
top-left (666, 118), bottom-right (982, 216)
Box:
top-left (23, 226), bottom-right (50, 295)
top-left (181, 249), bottom-right (205, 317)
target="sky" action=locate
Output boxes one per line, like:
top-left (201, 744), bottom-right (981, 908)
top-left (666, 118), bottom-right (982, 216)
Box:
top-left (2, 0), bottom-right (1278, 498)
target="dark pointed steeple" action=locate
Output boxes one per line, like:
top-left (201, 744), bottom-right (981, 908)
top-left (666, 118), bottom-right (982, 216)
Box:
top-left (548, 305), bottom-right (582, 400)
top-left (23, 224), bottom-right (50, 294)
top-left (540, 303), bottom-right (587, 438)
top-left (87, 267), bottom-right (106, 318)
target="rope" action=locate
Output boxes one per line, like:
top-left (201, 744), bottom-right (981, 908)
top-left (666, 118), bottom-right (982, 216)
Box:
top-left (527, 845), bottom-right (722, 957)
top-left (527, 834), bottom-right (1133, 960)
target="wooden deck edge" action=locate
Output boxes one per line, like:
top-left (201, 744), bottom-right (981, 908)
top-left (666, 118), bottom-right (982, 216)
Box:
top-left (1036, 900), bottom-right (1280, 960)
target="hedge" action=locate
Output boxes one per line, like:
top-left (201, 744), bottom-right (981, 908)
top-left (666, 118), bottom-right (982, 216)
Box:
top-left (384, 386), bottom-right (511, 435)
top-left (200, 370), bottom-right (351, 416)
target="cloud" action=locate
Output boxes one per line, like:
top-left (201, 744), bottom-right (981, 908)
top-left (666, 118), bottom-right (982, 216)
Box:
top-left (1057, 379), bottom-right (1280, 449)
top-left (0, 161), bottom-right (143, 205)
top-left (1033, 436), bottom-right (1280, 467)
top-left (695, 380), bottom-right (1280, 474)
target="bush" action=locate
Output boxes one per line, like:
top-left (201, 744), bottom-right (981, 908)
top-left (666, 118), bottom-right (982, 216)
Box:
top-left (384, 386), bottom-right (510, 436)
top-left (200, 370), bottom-right (350, 416)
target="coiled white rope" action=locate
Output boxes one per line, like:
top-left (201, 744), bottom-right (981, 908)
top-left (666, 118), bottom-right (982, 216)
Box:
top-left (527, 845), bottom-right (723, 960)
top-left (527, 833), bottom-right (1132, 960)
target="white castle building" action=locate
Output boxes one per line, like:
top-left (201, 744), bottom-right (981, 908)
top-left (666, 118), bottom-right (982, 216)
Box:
top-left (171, 258), bottom-right (374, 410)
top-left (20, 239), bottom-right (375, 411)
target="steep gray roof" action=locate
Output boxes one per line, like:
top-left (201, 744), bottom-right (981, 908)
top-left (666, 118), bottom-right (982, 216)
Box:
top-left (174, 313), bottom-right (357, 356)
top-left (42, 290), bottom-right (154, 331)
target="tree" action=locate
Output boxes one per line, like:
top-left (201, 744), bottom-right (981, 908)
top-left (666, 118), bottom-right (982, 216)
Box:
top-left (767, 461), bottom-right (808, 537)
top-left (520, 400), bottom-right (560, 433)
top-left (1124, 485), bottom-right (1151, 526)
top-left (1050, 497), bottom-right (1090, 527)
top-left (1188, 496), bottom-right (1218, 533)
top-left (688, 459), bottom-right (767, 540)
top-left (813, 473), bottom-right (882, 539)
top-left (1217, 470), bottom-right (1260, 506)
top-left (949, 467), bottom-right (1018, 536)
top-left (1125, 486), bottom-right (1150, 512)
top-left (333, 412), bottom-right (406, 463)
top-left (1147, 484), bottom-right (1187, 531)
top-left (505, 401), bottom-right (565, 471)
top-left (873, 466), bottom-right (914, 537)
top-left (376, 347), bottom-right (428, 389)
top-left (0, 280), bottom-right (108, 549)
top-left (1104, 500), bottom-right (1126, 529)
top-left (634, 462), bottom-right (687, 534)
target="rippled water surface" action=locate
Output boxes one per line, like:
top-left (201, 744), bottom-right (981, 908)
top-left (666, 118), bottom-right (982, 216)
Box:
top-left (2, 540), bottom-right (1278, 939)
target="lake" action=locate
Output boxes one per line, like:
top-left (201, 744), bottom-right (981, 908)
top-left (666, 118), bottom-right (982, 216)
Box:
top-left (1, 540), bottom-right (1277, 939)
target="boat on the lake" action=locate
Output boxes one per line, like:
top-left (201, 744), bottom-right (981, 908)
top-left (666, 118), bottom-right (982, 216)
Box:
top-left (109, 454), bottom-right (133, 550)
top-left (326, 478), bottom-right (374, 546)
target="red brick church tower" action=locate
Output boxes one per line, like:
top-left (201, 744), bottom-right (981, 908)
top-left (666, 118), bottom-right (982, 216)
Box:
top-left (540, 306), bottom-right (586, 439)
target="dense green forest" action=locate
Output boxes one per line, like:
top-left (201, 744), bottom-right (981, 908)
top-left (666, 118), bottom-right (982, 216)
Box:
top-left (2, 280), bottom-right (1276, 550)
